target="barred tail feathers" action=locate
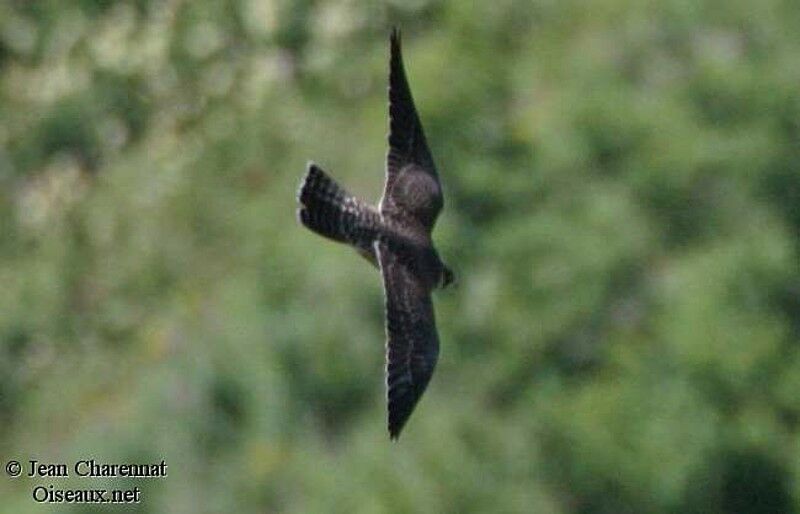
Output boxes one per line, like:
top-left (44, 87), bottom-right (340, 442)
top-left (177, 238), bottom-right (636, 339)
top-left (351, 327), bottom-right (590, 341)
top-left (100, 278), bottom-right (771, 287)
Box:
top-left (297, 163), bottom-right (379, 248)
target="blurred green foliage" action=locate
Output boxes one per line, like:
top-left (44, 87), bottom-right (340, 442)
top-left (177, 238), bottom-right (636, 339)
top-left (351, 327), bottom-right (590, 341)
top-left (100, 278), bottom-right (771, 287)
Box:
top-left (1, 0), bottom-right (800, 512)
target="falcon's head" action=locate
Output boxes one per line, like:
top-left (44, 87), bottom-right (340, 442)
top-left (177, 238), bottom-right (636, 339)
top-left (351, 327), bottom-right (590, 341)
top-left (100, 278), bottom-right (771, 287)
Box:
top-left (440, 265), bottom-right (455, 289)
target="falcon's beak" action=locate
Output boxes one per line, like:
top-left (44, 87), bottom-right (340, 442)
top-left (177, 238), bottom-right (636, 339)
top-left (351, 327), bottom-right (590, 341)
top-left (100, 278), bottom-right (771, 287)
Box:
top-left (441, 267), bottom-right (456, 289)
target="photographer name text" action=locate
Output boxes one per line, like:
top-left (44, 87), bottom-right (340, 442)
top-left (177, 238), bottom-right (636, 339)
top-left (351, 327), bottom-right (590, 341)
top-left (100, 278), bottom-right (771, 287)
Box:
top-left (24, 459), bottom-right (167, 478)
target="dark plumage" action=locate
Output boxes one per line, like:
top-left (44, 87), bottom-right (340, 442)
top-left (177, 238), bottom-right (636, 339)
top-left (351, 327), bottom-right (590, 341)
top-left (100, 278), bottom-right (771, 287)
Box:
top-left (297, 28), bottom-right (452, 439)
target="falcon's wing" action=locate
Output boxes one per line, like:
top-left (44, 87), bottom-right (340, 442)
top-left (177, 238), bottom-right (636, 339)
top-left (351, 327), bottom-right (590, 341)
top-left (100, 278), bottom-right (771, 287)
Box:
top-left (376, 241), bottom-right (440, 439)
top-left (380, 28), bottom-right (443, 231)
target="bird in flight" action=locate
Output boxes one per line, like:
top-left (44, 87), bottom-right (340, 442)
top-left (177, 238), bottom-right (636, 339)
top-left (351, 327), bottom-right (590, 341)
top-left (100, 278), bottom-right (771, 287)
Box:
top-left (297, 28), bottom-right (453, 439)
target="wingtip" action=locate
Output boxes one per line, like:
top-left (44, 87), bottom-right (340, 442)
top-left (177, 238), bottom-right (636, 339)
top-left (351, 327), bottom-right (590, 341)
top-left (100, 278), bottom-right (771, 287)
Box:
top-left (390, 26), bottom-right (401, 52)
top-left (388, 412), bottom-right (408, 440)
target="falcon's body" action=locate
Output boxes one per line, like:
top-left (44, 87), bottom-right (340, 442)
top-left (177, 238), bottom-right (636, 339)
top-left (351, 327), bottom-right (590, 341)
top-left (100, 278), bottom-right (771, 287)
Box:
top-left (297, 28), bottom-right (452, 439)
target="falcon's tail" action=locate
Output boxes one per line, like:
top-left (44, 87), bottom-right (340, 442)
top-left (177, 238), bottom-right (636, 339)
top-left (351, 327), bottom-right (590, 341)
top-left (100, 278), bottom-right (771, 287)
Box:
top-left (297, 163), bottom-right (380, 250)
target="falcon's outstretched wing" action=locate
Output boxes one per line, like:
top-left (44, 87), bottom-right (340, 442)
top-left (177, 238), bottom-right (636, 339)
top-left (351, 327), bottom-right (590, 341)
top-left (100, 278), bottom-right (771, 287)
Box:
top-left (376, 241), bottom-right (440, 439)
top-left (381, 28), bottom-right (443, 231)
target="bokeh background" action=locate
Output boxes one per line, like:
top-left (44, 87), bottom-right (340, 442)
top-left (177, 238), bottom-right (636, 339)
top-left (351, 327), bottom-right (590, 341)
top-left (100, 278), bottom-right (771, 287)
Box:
top-left (1, 0), bottom-right (800, 512)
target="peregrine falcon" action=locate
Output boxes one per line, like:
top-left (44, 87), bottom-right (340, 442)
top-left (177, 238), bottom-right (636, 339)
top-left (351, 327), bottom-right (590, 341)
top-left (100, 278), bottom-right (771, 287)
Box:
top-left (297, 28), bottom-right (453, 439)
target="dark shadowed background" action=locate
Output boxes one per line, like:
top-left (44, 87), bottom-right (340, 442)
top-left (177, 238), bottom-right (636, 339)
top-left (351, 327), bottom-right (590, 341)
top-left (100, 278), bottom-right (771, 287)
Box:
top-left (1, 0), bottom-right (800, 512)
